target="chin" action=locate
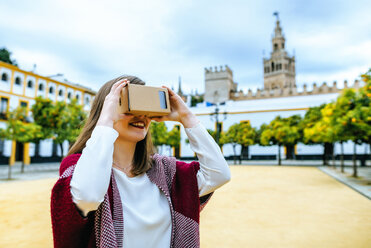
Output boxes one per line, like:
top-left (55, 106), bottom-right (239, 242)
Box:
top-left (118, 130), bottom-right (148, 143)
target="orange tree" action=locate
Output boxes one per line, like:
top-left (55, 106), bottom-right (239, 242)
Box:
top-left (221, 122), bottom-right (257, 164)
top-left (301, 104), bottom-right (334, 165)
top-left (220, 123), bottom-right (240, 164)
top-left (334, 70), bottom-right (371, 176)
top-left (303, 103), bottom-right (340, 167)
top-left (358, 69), bottom-right (371, 166)
top-left (2, 107), bottom-right (43, 178)
top-left (31, 97), bottom-right (86, 158)
top-left (237, 121), bottom-right (257, 163)
top-left (260, 115), bottom-right (301, 165)
top-left (53, 99), bottom-right (86, 157)
top-left (30, 97), bottom-right (56, 157)
top-left (168, 126), bottom-right (180, 158)
top-left (150, 121), bottom-right (169, 154)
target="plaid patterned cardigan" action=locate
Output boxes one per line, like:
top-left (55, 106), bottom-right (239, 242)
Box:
top-left (51, 153), bottom-right (213, 248)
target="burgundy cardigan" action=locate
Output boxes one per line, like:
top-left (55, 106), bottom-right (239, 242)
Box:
top-left (51, 153), bottom-right (213, 248)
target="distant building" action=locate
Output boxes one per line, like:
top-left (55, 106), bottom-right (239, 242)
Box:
top-left (173, 15), bottom-right (366, 160)
top-left (0, 61), bottom-right (96, 165)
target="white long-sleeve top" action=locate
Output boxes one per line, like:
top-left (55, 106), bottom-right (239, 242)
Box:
top-left (70, 122), bottom-right (230, 248)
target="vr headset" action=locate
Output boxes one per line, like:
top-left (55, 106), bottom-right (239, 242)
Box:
top-left (118, 84), bottom-right (171, 117)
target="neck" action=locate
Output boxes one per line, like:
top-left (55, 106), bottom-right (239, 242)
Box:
top-left (113, 137), bottom-right (136, 175)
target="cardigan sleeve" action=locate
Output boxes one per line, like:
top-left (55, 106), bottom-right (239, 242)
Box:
top-left (185, 123), bottom-right (231, 197)
top-left (50, 154), bottom-right (96, 248)
top-left (70, 125), bottom-right (118, 216)
top-left (171, 160), bottom-right (214, 226)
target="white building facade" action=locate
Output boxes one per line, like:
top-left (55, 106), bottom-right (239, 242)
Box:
top-left (0, 61), bottom-right (95, 165)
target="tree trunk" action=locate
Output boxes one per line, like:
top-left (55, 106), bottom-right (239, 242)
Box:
top-left (59, 143), bottom-right (64, 159)
top-left (352, 142), bottom-right (357, 177)
top-left (35, 141), bottom-right (40, 157)
top-left (323, 143), bottom-right (333, 166)
top-left (278, 144), bottom-right (281, 166)
top-left (332, 142), bottom-right (336, 168)
top-left (232, 145), bottom-right (236, 165)
top-left (360, 144), bottom-right (367, 167)
top-left (340, 142), bottom-right (344, 173)
top-left (322, 143), bottom-right (327, 165)
top-left (8, 164), bottom-right (12, 180)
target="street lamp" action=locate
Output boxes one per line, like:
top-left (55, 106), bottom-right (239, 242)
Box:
top-left (209, 91), bottom-right (227, 145)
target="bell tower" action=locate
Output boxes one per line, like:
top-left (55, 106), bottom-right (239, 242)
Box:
top-left (263, 12), bottom-right (296, 91)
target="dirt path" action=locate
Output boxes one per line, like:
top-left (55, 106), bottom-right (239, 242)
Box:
top-left (200, 166), bottom-right (371, 248)
top-left (0, 166), bottom-right (370, 247)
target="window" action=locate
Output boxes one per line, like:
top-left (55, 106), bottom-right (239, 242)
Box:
top-left (76, 95), bottom-right (80, 101)
top-left (1, 73), bottom-right (8, 82)
top-left (274, 43), bottom-right (278, 51)
top-left (49, 87), bottom-right (54, 94)
top-left (15, 77), bottom-right (22, 85)
top-left (85, 96), bottom-right (89, 105)
top-left (58, 89), bottom-right (64, 96)
top-left (20, 101), bottom-right (28, 108)
top-left (0, 97), bottom-right (9, 120)
top-left (27, 80), bottom-right (34, 88)
top-left (67, 92), bottom-right (72, 99)
top-left (38, 84), bottom-right (44, 91)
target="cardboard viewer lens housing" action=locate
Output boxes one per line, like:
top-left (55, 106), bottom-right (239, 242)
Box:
top-left (118, 84), bottom-right (171, 116)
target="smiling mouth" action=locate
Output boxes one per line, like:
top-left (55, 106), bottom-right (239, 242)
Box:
top-left (129, 121), bottom-right (146, 129)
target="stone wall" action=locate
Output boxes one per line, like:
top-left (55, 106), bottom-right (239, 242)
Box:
top-left (231, 80), bottom-right (361, 101)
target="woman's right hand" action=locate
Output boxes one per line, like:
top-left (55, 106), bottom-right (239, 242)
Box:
top-left (96, 79), bottom-right (129, 128)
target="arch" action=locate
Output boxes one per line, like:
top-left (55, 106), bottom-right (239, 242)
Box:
top-left (1, 73), bottom-right (8, 82)
top-left (27, 80), bottom-right (34, 88)
top-left (274, 43), bottom-right (278, 51)
top-left (15, 77), bottom-right (22, 85)
top-left (38, 83), bottom-right (44, 91)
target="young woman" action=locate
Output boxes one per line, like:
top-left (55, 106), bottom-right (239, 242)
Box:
top-left (51, 75), bottom-right (231, 248)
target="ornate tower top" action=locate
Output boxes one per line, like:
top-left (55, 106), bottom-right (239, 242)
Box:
top-left (263, 13), bottom-right (296, 91)
top-left (271, 12), bottom-right (286, 54)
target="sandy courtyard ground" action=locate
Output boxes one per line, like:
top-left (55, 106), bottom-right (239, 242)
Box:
top-left (0, 166), bottom-right (370, 247)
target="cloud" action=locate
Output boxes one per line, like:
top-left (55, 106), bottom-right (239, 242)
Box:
top-left (0, 0), bottom-right (370, 94)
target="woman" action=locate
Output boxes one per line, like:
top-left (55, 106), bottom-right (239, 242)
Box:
top-left (51, 75), bottom-right (231, 248)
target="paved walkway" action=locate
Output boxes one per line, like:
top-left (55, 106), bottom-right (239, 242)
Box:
top-left (319, 166), bottom-right (371, 200)
top-left (0, 162), bottom-right (60, 183)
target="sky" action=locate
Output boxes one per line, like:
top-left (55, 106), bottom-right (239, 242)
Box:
top-left (0, 0), bottom-right (370, 94)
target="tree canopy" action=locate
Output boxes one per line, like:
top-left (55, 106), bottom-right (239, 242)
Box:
top-left (0, 48), bottom-right (17, 66)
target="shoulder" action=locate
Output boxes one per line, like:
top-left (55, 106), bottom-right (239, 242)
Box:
top-left (175, 160), bottom-right (200, 174)
top-left (59, 153), bottom-right (82, 176)
top-left (151, 153), bottom-right (200, 176)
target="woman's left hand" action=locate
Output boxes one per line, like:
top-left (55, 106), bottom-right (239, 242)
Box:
top-left (150, 86), bottom-right (199, 128)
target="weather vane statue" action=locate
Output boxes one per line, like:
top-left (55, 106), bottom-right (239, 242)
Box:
top-left (273, 11), bottom-right (279, 21)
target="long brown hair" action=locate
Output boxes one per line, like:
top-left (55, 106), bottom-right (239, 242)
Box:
top-left (68, 75), bottom-right (154, 176)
